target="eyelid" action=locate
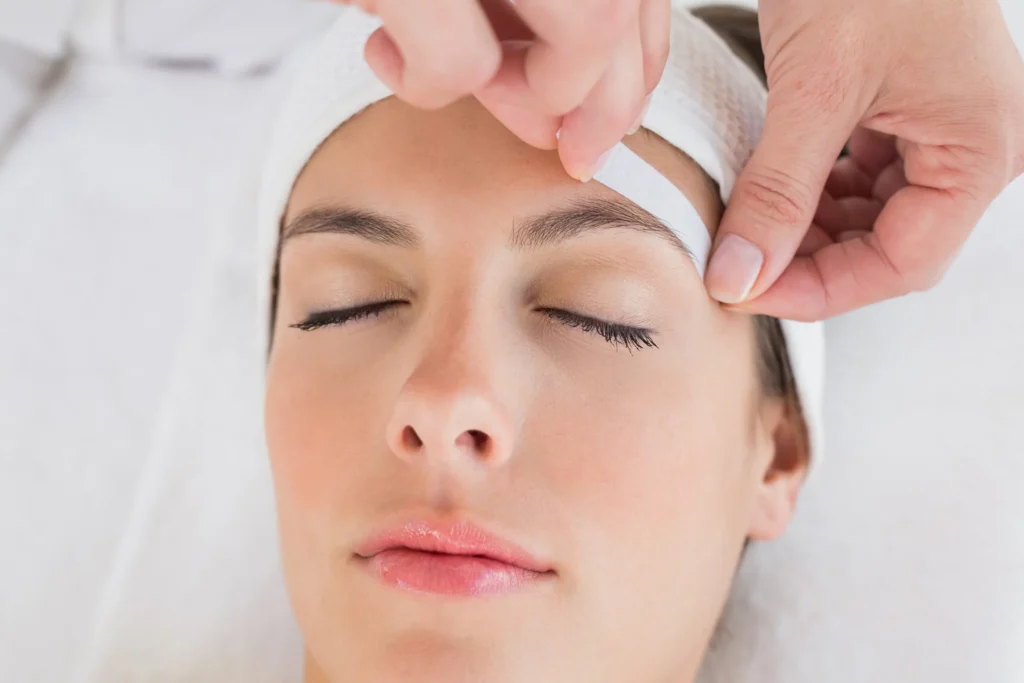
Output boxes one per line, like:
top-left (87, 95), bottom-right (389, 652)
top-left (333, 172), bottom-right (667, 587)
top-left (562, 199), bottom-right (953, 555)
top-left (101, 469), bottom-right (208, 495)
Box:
top-left (290, 300), bottom-right (657, 351)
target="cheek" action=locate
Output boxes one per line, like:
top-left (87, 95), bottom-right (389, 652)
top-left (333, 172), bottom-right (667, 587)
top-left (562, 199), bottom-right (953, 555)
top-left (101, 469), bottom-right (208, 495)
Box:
top-left (264, 337), bottom-right (394, 542)
top-left (524, 341), bottom-right (758, 654)
top-left (534, 374), bottom-right (753, 557)
top-left (531, 323), bottom-right (758, 542)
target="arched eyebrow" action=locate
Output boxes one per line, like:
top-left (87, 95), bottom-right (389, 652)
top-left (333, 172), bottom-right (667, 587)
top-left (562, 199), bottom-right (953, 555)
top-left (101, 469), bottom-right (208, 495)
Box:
top-left (282, 207), bottom-right (418, 247)
top-left (281, 197), bottom-right (695, 262)
top-left (510, 198), bottom-right (695, 261)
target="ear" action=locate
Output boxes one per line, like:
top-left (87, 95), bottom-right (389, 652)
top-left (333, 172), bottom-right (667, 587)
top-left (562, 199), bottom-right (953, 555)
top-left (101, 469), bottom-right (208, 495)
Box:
top-left (746, 397), bottom-right (810, 542)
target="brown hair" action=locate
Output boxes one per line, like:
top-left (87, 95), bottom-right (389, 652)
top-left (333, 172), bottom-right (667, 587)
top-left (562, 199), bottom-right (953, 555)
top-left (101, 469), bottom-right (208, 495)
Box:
top-left (692, 5), bottom-right (807, 465)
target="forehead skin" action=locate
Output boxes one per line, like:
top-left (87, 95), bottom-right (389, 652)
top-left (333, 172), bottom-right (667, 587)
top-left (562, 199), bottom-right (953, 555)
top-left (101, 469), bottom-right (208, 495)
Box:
top-left (283, 97), bottom-right (724, 245)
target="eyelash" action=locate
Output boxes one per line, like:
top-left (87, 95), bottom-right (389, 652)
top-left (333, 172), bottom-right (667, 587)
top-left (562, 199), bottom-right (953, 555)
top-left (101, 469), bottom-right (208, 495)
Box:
top-left (291, 300), bottom-right (405, 331)
top-left (535, 308), bottom-right (657, 352)
top-left (292, 301), bottom-right (658, 352)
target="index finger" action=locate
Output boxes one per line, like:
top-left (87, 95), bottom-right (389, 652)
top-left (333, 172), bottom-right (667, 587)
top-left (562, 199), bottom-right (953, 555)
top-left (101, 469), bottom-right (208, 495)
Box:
top-left (513, 0), bottom-right (641, 115)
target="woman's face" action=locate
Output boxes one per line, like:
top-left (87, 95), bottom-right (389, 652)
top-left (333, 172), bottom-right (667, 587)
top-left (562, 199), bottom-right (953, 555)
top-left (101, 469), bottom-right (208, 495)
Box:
top-left (266, 97), bottom-right (805, 683)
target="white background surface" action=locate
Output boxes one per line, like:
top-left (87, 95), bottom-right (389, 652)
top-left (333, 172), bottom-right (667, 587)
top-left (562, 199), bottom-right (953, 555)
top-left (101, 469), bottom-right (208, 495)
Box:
top-left (0, 1), bottom-right (1022, 682)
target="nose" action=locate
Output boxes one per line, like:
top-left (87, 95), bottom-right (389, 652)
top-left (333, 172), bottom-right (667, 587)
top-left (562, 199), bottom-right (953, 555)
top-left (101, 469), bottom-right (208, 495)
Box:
top-left (386, 337), bottom-right (517, 471)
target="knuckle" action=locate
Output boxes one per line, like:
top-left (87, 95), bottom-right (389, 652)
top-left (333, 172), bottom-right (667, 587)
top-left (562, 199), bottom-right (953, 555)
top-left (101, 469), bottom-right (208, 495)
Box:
top-left (877, 240), bottom-right (941, 295)
top-left (904, 145), bottom-right (993, 202)
top-left (738, 168), bottom-right (815, 228)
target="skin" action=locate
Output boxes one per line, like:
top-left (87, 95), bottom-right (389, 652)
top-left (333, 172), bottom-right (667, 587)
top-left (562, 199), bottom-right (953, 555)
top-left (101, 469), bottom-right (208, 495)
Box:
top-left (265, 97), bottom-right (807, 683)
top-left (332, 0), bottom-right (1024, 321)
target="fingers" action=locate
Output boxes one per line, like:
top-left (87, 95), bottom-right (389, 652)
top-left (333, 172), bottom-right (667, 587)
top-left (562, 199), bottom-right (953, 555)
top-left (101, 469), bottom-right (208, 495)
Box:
top-left (475, 42), bottom-right (562, 150)
top-left (638, 0), bottom-right (671, 94)
top-left (738, 129), bottom-right (1006, 319)
top-left (550, 0), bottom-right (668, 178)
top-left (825, 157), bottom-right (874, 198)
top-left (367, 0), bottom-right (501, 109)
top-left (478, 0), bottom-right (533, 41)
top-left (513, 0), bottom-right (641, 115)
top-left (479, 1), bottom-right (662, 172)
top-left (872, 159), bottom-right (908, 202)
top-left (796, 223), bottom-right (835, 257)
top-left (729, 183), bottom-right (986, 320)
top-left (705, 88), bottom-right (859, 304)
top-left (557, 19), bottom-right (646, 180)
top-left (723, 0), bottom-right (1024, 321)
top-left (846, 127), bottom-right (897, 176)
top-left (814, 191), bottom-right (883, 235)
top-left (366, 0), bottom-right (660, 178)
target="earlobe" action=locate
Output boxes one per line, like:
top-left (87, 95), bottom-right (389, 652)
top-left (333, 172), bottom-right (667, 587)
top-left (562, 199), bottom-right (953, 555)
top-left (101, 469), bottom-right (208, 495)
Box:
top-left (747, 397), bottom-right (810, 542)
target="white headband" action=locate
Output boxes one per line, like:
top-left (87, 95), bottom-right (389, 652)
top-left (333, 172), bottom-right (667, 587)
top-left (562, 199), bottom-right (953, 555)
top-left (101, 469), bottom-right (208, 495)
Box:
top-left (593, 144), bottom-right (712, 277)
top-left (257, 2), bottom-right (826, 468)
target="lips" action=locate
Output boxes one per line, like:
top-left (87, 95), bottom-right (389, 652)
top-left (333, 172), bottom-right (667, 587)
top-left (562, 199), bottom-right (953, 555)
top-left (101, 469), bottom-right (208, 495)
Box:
top-left (354, 519), bottom-right (553, 597)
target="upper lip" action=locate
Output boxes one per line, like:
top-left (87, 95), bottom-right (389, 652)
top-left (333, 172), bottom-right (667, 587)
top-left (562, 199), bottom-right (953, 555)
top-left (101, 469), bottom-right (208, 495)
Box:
top-left (354, 518), bottom-right (553, 573)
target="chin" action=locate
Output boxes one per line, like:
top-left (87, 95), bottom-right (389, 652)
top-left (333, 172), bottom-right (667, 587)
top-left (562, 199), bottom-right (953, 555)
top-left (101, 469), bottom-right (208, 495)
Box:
top-left (337, 632), bottom-right (518, 683)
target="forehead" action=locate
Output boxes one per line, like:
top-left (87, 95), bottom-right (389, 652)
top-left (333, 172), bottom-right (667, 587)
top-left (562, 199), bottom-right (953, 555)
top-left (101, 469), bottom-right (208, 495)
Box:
top-left (285, 97), bottom-right (723, 242)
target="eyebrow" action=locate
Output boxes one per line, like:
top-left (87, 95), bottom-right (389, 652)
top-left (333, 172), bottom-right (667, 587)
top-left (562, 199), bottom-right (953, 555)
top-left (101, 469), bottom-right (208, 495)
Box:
top-left (281, 198), bottom-right (696, 260)
top-left (283, 208), bottom-right (419, 247)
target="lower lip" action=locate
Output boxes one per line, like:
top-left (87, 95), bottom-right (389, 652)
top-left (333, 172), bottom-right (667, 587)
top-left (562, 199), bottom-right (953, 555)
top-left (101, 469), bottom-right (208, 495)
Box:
top-left (363, 548), bottom-right (545, 597)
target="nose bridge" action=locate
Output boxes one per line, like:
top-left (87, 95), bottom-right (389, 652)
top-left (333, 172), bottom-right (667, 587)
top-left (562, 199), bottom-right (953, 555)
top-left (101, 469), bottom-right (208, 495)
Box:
top-left (387, 287), bottom-right (519, 467)
top-left (418, 294), bottom-right (489, 394)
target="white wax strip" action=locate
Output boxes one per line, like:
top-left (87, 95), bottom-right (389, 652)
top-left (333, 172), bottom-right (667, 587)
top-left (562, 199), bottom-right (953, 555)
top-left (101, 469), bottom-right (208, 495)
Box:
top-left (593, 143), bottom-right (712, 278)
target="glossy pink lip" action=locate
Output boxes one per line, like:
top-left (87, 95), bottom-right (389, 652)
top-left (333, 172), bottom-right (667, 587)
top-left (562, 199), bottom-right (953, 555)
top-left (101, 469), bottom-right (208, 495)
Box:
top-left (354, 519), bottom-right (553, 597)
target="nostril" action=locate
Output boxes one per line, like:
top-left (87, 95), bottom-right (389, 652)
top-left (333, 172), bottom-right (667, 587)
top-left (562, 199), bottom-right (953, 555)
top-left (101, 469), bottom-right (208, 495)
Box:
top-left (467, 429), bottom-right (489, 452)
top-left (401, 426), bottom-right (423, 450)
top-left (454, 429), bottom-right (491, 453)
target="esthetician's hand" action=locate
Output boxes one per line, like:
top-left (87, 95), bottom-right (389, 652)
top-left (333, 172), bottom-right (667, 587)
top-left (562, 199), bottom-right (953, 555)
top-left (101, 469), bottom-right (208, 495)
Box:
top-left (333, 0), bottom-right (669, 182)
top-left (705, 0), bottom-right (1024, 320)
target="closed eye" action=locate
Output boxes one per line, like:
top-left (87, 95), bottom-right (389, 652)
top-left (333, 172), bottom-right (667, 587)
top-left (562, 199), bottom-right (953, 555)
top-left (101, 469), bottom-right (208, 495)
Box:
top-left (291, 301), bottom-right (657, 352)
top-left (538, 308), bottom-right (657, 352)
top-left (291, 300), bottom-right (408, 331)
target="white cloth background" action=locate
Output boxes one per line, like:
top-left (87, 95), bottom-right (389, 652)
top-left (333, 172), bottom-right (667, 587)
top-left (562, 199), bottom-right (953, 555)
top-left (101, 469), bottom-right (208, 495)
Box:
top-left (0, 41), bottom-right (55, 155)
top-left (0, 0), bottom-right (81, 55)
top-left (0, 1), bottom-right (1022, 682)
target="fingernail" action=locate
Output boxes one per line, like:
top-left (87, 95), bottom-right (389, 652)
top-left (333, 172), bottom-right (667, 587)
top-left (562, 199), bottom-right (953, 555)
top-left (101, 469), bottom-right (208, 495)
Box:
top-left (705, 234), bottom-right (764, 304)
top-left (627, 93), bottom-right (653, 135)
top-left (576, 147), bottom-right (613, 183)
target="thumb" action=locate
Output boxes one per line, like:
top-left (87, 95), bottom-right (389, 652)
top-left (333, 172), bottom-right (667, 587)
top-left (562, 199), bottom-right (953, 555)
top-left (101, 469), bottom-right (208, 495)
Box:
top-left (705, 92), bottom-right (857, 304)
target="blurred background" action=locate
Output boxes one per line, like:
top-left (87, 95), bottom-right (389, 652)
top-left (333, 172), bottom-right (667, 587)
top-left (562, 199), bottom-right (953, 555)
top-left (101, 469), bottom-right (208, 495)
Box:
top-left (1, 1), bottom-right (1022, 682)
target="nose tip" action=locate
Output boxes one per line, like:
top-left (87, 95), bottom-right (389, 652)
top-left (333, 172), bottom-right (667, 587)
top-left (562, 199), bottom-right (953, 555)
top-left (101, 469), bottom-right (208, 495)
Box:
top-left (387, 394), bottom-right (512, 468)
